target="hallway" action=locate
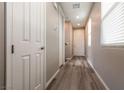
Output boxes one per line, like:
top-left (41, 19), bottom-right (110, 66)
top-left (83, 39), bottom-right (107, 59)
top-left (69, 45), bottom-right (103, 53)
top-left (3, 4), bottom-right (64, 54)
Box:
top-left (0, 2), bottom-right (124, 90)
top-left (47, 56), bottom-right (105, 90)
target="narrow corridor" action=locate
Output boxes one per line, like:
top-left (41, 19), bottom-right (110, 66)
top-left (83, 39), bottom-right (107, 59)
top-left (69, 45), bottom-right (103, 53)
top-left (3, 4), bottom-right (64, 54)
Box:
top-left (0, 2), bottom-right (124, 90)
top-left (47, 56), bottom-right (105, 90)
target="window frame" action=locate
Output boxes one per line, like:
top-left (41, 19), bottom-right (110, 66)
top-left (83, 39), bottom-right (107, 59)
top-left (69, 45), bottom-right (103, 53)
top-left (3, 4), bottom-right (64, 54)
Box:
top-left (101, 2), bottom-right (124, 48)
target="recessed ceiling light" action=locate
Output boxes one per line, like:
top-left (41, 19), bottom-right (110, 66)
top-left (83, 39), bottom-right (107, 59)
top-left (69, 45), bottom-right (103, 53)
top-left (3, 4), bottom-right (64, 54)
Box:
top-left (77, 23), bottom-right (80, 26)
top-left (76, 16), bottom-right (79, 19)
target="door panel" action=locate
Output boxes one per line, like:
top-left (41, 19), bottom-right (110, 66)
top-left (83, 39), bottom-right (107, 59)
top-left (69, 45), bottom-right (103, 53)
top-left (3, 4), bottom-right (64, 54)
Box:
top-left (30, 3), bottom-right (44, 90)
top-left (24, 3), bottom-right (30, 41)
top-left (22, 56), bottom-right (30, 90)
top-left (12, 3), bottom-right (30, 89)
top-left (6, 2), bottom-right (45, 90)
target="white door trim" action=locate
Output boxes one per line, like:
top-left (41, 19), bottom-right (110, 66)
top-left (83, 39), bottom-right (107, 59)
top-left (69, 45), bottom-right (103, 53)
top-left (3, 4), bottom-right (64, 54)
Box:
top-left (6, 3), bottom-right (13, 89)
top-left (58, 6), bottom-right (65, 67)
top-left (62, 18), bottom-right (65, 65)
top-left (43, 2), bottom-right (47, 89)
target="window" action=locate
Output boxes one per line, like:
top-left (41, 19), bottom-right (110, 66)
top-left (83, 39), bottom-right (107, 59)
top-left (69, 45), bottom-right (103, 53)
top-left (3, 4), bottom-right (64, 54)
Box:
top-left (102, 3), bottom-right (124, 46)
top-left (88, 18), bottom-right (91, 47)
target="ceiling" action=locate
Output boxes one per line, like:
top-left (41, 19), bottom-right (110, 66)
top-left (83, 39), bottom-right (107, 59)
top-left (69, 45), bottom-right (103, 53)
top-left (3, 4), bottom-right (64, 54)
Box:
top-left (60, 2), bottom-right (93, 28)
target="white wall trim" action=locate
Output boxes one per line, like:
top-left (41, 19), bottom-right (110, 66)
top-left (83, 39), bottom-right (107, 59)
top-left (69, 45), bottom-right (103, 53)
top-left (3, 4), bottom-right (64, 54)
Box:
top-left (45, 69), bottom-right (60, 89)
top-left (87, 58), bottom-right (110, 90)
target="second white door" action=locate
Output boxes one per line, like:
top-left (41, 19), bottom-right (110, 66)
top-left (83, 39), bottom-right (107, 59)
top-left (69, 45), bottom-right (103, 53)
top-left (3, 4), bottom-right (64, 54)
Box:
top-left (73, 29), bottom-right (85, 56)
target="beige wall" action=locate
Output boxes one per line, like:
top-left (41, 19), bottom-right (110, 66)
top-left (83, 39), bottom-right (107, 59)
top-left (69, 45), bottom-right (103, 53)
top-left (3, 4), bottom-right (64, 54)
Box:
top-left (46, 3), bottom-right (59, 82)
top-left (0, 3), bottom-right (4, 89)
top-left (86, 3), bottom-right (124, 89)
top-left (85, 22), bottom-right (93, 65)
top-left (65, 21), bottom-right (73, 59)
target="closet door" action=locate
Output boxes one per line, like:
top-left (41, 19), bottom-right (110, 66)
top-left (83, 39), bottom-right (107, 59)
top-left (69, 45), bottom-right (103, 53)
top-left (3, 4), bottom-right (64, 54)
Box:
top-left (6, 2), bottom-right (45, 90)
top-left (73, 29), bottom-right (85, 56)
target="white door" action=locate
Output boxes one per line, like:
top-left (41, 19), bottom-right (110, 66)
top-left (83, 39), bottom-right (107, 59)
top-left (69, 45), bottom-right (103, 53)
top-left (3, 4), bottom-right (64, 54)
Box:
top-left (6, 2), bottom-right (45, 90)
top-left (73, 29), bottom-right (85, 56)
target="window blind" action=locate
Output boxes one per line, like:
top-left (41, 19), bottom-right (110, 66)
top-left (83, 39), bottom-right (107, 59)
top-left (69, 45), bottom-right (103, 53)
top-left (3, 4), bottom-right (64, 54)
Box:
top-left (102, 3), bottom-right (124, 46)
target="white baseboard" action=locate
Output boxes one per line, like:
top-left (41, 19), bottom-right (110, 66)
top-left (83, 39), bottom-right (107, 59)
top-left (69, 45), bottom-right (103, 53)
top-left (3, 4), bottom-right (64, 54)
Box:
top-left (66, 58), bottom-right (71, 60)
top-left (66, 56), bottom-right (73, 61)
top-left (45, 69), bottom-right (60, 89)
top-left (87, 59), bottom-right (110, 90)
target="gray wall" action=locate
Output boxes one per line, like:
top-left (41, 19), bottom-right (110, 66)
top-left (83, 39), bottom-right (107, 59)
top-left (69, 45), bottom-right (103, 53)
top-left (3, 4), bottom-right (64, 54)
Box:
top-left (0, 3), bottom-right (4, 89)
top-left (46, 3), bottom-right (59, 82)
top-left (86, 3), bottom-right (124, 89)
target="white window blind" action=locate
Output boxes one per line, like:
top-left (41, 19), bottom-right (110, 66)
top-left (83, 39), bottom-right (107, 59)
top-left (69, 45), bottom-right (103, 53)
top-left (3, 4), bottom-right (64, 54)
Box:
top-left (102, 3), bottom-right (124, 46)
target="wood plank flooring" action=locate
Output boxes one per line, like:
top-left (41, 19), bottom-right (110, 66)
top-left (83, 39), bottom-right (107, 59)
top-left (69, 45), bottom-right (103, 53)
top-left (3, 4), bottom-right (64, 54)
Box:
top-left (47, 56), bottom-right (106, 90)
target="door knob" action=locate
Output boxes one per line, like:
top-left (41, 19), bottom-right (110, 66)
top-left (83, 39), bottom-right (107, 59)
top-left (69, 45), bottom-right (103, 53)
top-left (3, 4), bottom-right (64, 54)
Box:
top-left (41, 47), bottom-right (44, 50)
top-left (65, 43), bottom-right (68, 46)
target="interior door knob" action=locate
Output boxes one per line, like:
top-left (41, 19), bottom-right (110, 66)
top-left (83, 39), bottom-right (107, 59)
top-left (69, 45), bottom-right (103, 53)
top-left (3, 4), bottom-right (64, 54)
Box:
top-left (65, 43), bottom-right (68, 46)
top-left (41, 47), bottom-right (44, 50)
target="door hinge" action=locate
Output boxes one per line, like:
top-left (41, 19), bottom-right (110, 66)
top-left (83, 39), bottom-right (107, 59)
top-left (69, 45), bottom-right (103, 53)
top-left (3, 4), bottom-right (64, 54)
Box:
top-left (11, 44), bottom-right (14, 54)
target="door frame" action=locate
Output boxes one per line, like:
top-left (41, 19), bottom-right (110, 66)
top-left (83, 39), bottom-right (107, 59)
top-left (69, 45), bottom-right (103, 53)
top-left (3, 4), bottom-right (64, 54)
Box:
top-left (6, 3), bottom-right (46, 90)
top-left (44, 2), bottom-right (47, 89)
top-left (6, 3), bottom-right (13, 89)
top-left (58, 5), bottom-right (65, 67)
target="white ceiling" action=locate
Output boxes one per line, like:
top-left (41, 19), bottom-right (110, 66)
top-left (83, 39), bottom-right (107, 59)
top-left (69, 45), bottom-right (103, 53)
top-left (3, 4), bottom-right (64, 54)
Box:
top-left (60, 2), bottom-right (93, 28)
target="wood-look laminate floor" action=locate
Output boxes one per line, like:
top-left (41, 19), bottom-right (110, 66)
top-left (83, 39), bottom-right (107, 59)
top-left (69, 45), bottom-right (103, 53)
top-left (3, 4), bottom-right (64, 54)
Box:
top-left (47, 56), bottom-right (106, 90)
